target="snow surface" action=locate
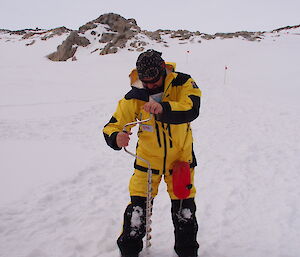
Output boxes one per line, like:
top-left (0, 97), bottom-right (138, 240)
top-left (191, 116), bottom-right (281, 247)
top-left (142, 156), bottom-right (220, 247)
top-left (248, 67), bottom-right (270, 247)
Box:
top-left (0, 29), bottom-right (300, 257)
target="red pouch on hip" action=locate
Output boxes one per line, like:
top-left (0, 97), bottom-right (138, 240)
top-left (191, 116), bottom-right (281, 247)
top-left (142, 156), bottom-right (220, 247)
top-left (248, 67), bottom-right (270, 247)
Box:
top-left (172, 161), bottom-right (192, 199)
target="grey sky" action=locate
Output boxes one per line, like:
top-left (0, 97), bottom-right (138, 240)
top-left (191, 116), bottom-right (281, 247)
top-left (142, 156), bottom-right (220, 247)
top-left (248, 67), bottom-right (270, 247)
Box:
top-left (1, 0), bottom-right (299, 33)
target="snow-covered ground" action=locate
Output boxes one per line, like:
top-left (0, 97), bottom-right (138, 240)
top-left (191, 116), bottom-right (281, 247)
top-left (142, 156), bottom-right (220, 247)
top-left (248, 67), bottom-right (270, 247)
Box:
top-left (0, 29), bottom-right (300, 257)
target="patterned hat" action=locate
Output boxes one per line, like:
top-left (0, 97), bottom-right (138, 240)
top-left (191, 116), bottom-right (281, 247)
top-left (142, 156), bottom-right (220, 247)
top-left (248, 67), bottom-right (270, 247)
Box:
top-left (136, 49), bottom-right (165, 81)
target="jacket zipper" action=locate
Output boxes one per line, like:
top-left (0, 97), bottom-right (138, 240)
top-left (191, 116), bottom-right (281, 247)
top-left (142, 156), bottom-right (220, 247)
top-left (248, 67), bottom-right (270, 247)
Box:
top-left (167, 124), bottom-right (173, 148)
top-left (162, 123), bottom-right (167, 174)
top-left (155, 121), bottom-right (162, 147)
top-left (157, 80), bottom-right (172, 174)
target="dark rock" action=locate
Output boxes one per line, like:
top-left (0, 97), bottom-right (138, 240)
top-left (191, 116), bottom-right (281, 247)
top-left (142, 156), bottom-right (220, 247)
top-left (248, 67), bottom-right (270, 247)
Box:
top-left (41, 27), bottom-right (71, 40)
top-left (79, 22), bottom-right (97, 33)
top-left (213, 31), bottom-right (263, 41)
top-left (143, 31), bottom-right (162, 41)
top-left (47, 31), bottom-right (90, 61)
top-left (130, 40), bottom-right (147, 48)
top-left (170, 30), bottom-right (193, 40)
top-left (99, 33), bottom-right (116, 43)
top-left (92, 13), bottom-right (141, 55)
top-left (100, 43), bottom-right (118, 55)
top-left (272, 24), bottom-right (300, 33)
top-left (201, 34), bottom-right (216, 40)
top-left (19, 27), bottom-right (71, 40)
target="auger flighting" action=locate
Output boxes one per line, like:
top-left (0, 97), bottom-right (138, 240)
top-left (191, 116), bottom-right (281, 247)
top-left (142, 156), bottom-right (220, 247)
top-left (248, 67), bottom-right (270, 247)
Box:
top-left (123, 114), bottom-right (153, 249)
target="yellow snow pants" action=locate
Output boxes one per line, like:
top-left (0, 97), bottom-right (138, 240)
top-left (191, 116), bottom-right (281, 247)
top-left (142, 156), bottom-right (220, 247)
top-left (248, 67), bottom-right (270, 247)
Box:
top-left (129, 168), bottom-right (196, 200)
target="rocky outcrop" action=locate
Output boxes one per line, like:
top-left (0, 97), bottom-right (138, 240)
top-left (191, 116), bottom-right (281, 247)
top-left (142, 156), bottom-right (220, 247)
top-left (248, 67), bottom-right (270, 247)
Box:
top-left (129, 40), bottom-right (147, 52)
top-left (272, 24), bottom-right (300, 33)
top-left (215, 31), bottom-right (263, 41)
top-left (9, 29), bottom-right (38, 36)
top-left (25, 13), bottom-right (144, 60)
top-left (41, 27), bottom-right (71, 40)
top-left (200, 31), bottom-right (263, 41)
top-left (2, 27), bottom-right (71, 40)
top-left (142, 30), bottom-right (162, 42)
top-left (77, 13), bottom-right (141, 55)
top-left (0, 29), bottom-right (11, 33)
top-left (26, 27), bottom-right (70, 40)
top-left (44, 13), bottom-right (279, 61)
top-left (99, 33), bottom-right (117, 43)
top-left (47, 31), bottom-right (90, 61)
top-left (91, 13), bottom-right (139, 33)
top-left (170, 30), bottom-right (194, 40)
top-left (96, 13), bottom-right (141, 55)
top-left (2, 13), bottom-right (297, 61)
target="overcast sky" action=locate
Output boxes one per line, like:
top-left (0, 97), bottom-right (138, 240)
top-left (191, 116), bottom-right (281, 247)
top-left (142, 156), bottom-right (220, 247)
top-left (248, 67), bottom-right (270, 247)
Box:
top-left (1, 0), bottom-right (299, 33)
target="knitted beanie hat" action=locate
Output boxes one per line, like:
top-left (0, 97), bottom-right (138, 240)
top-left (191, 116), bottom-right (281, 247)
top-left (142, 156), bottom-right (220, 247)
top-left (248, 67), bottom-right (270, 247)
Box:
top-left (136, 49), bottom-right (165, 81)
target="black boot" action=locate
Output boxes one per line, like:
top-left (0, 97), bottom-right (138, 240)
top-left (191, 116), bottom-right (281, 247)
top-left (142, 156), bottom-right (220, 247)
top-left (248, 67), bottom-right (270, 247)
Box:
top-left (171, 198), bottom-right (199, 257)
top-left (117, 196), bottom-right (147, 257)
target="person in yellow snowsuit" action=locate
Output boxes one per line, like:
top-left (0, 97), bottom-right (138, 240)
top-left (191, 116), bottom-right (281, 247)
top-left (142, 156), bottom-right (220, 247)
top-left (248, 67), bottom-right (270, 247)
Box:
top-left (103, 49), bottom-right (201, 257)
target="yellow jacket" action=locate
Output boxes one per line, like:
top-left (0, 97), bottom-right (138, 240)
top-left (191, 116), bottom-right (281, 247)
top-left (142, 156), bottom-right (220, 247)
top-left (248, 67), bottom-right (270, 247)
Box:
top-left (103, 62), bottom-right (201, 175)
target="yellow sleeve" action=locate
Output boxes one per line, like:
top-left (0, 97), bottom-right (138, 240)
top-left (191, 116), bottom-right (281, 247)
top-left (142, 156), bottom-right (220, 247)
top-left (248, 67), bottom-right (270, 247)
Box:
top-left (103, 98), bottom-right (138, 150)
top-left (159, 77), bottom-right (201, 124)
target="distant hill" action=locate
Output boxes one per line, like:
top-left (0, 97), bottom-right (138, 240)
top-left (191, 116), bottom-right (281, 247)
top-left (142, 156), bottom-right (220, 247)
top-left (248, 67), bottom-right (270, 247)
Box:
top-left (1, 13), bottom-right (299, 61)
